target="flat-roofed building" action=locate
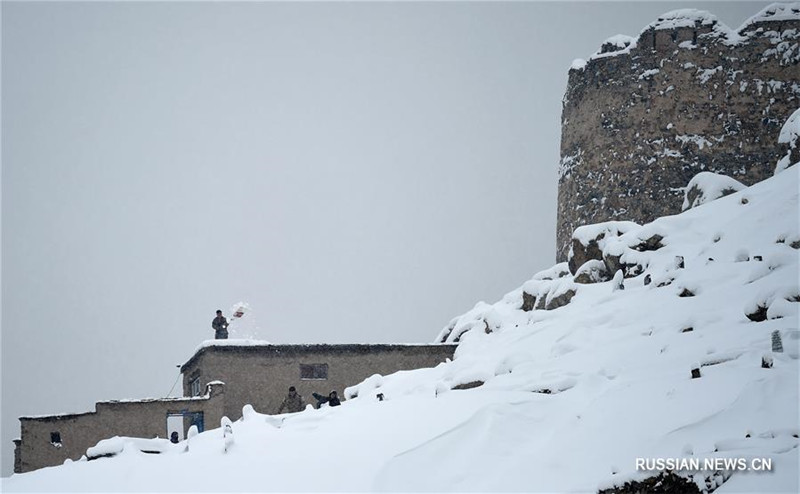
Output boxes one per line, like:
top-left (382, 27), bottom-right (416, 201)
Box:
top-left (15, 342), bottom-right (456, 473)
top-left (181, 342), bottom-right (457, 418)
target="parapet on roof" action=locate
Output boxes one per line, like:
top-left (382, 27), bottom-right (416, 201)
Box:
top-left (644, 9), bottom-right (719, 31)
top-left (180, 340), bottom-right (455, 373)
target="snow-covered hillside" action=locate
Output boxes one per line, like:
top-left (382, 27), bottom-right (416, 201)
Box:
top-left (3, 166), bottom-right (798, 492)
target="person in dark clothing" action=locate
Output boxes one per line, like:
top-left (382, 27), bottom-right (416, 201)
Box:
top-left (170, 431), bottom-right (179, 444)
top-left (312, 390), bottom-right (341, 408)
top-left (212, 310), bottom-right (228, 339)
top-left (278, 386), bottom-right (305, 414)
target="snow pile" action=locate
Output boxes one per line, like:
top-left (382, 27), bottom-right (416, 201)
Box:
top-left (779, 108), bottom-right (800, 147)
top-left (571, 220), bottom-right (641, 245)
top-left (776, 107), bottom-right (800, 175)
top-left (3, 168), bottom-right (798, 492)
top-left (682, 172), bottom-right (746, 211)
top-left (741, 2), bottom-right (800, 29)
top-left (570, 58), bottom-right (587, 71)
top-left (85, 437), bottom-right (180, 459)
top-left (189, 338), bottom-right (272, 359)
top-left (602, 34), bottom-right (636, 49)
top-left (589, 34), bottom-right (637, 62)
top-left (645, 9), bottom-right (720, 31)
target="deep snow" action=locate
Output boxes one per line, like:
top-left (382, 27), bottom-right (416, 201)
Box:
top-left (3, 166), bottom-right (798, 492)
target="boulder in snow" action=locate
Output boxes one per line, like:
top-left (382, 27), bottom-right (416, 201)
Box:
top-left (682, 172), bottom-right (746, 211)
top-left (568, 221), bottom-right (639, 275)
top-left (451, 380), bottom-right (484, 391)
top-left (632, 232), bottom-right (665, 252)
top-left (544, 280), bottom-right (578, 310)
top-left (520, 291), bottom-right (537, 311)
top-left (574, 259), bottom-right (610, 284)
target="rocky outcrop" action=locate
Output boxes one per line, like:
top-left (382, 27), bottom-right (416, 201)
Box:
top-left (568, 221), bottom-right (640, 274)
top-left (567, 221), bottom-right (661, 280)
top-left (598, 471), bottom-right (703, 494)
top-left (557, 4), bottom-right (800, 261)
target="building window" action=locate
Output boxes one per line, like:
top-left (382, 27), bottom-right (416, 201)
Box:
top-left (50, 432), bottom-right (62, 448)
top-left (190, 377), bottom-right (202, 397)
top-left (300, 363), bottom-right (328, 380)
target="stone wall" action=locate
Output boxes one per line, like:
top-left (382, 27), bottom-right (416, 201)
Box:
top-left (15, 383), bottom-right (224, 473)
top-left (15, 343), bottom-right (455, 474)
top-left (181, 343), bottom-right (457, 419)
top-left (557, 4), bottom-right (800, 262)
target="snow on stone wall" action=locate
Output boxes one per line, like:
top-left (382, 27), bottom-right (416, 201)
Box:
top-left (556, 4), bottom-right (800, 261)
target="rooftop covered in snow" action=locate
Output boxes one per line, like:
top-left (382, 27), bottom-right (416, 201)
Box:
top-left (181, 341), bottom-right (457, 373)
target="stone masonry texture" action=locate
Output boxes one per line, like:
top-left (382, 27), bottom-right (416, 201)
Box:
top-left (557, 5), bottom-right (800, 261)
top-left (18, 343), bottom-right (455, 473)
top-left (181, 344), bottom-right (456, 422)
top-left (16, 383), bottom-right (225, 473)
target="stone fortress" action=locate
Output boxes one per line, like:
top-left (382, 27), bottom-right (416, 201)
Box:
top-left (557, 3), bottom-right (800, 262)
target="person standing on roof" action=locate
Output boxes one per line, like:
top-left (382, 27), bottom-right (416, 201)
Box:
top-left (212, 310), bottom-right (228, 339)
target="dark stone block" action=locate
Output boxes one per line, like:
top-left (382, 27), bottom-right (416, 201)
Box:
top-left (598, 470), bottom-right (702, 494)
top-left (746, 304), bottom-right (768, 322)
top-left (452, 381), bottom-right (484, 391)
top-left (521, 291), bottom-right (537, 312)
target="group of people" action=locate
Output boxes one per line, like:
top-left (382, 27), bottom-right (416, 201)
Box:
top-left (211, 310), bottom-right (342, 414)
top-left (278, 386), bottom-right (340, 413)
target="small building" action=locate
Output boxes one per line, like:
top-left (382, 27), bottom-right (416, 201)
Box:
top-left (14, 341), bottom-right (456, 473)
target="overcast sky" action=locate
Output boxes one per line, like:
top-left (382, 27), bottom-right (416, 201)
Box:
top-left (1, 1), bottom-right (766, 476)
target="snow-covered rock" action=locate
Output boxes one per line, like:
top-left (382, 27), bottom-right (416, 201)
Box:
top-left (775, 107), bottom-right (800, 175)
top-left (574, 259), bottom-right (609, 284)
top-left (567, 221), bottom-right (640, 275)
top-left (682, 171), bottom-right (746, 211)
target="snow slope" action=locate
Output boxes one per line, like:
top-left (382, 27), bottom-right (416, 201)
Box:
top-left (3, 166), bottom-right (798, 492)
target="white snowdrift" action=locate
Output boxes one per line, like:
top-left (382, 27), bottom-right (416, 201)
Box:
top-left (3, 168), bottom-right (798, 493)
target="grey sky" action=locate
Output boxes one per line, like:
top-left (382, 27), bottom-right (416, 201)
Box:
top-left (2, 1), bottom-right (766, 476)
